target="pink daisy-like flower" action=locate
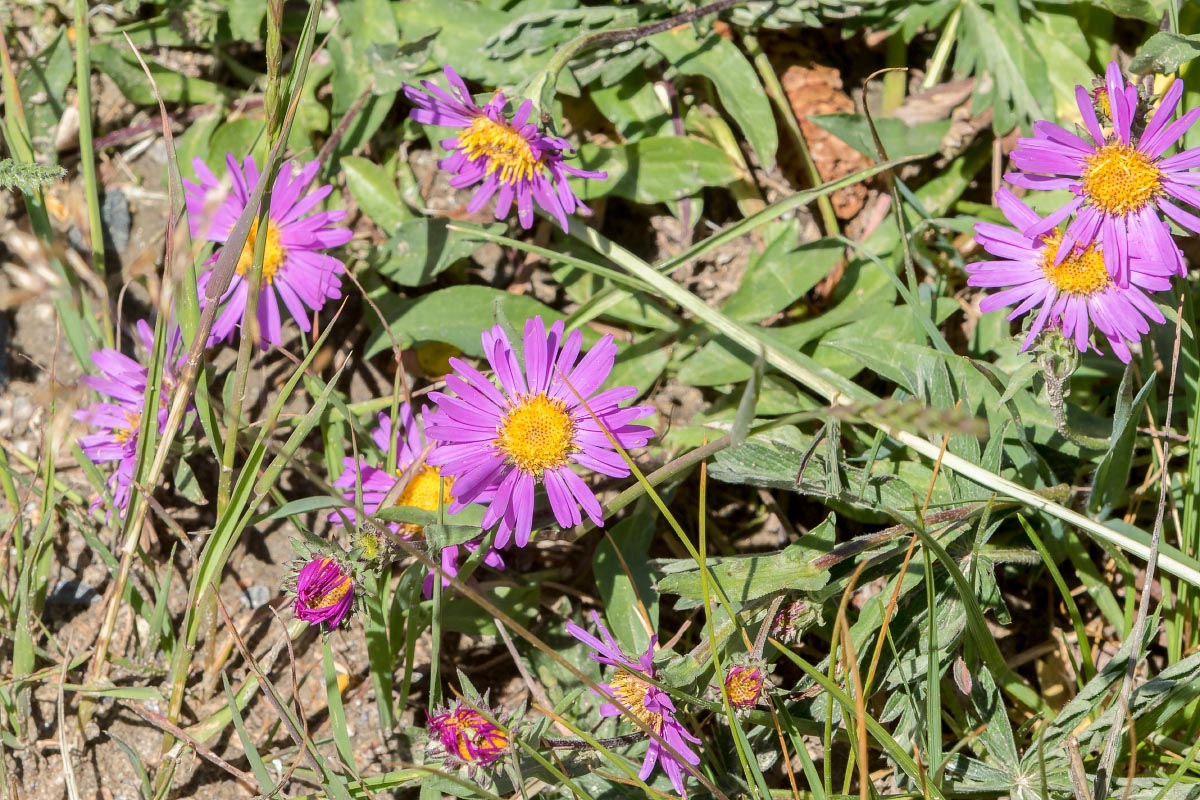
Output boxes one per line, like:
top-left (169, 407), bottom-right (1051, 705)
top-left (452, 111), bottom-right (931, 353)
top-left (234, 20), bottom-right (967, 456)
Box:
top-left (1006, 61), bottom-right (1200, 287)
top-left (404, 66), bottom-right (606, 230)
top-left (966, 188), bottom-right (1173, 362)
top-left (426, 316), bottom-right (654, 550)
top-left (427, 698), bottom-right (511, 771)
top-left (331, 406), bottom-right (504, 592)
top-left (185, 155), bottom-right (353, 347)
top-left (291, 556), bottom-right (356, 629)
top-left (74, 320), bottom-right (184, 517)
top-left (566, 612), bottom-right (701, 796)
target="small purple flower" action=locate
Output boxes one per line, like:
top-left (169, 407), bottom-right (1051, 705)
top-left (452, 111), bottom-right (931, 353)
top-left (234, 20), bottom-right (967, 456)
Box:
top-left (566, 612), bottom-right (701, 796)
top-left (404, 66), bottom-right (606, 230)
top-left (185, 155), bottom-right (353, 347)
top-left (722, 663), bottom-right (767, 710)
top-left (331, 406), bottom-right (504, 591)
top-left (1006, 62), bottom-right (1200, 287)
top-left (426, 316), bottom-right (654, 550)
top-left (75, 320), bottom-right (183, 517)
top-left (292, 556), bottom-right (355, 629)
top-left (427, 698), bottom-right (511, 771)
top-left (966, 188), bottom-right (1173, 362)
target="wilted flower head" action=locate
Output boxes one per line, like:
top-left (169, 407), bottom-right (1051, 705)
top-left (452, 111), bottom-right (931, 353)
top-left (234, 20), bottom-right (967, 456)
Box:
top-left (331, 406), bottom-right (504, 592)
top-left (427, 697), bottom-right (511, 771)
top-left (404, 66), bottom-right (605, 231)
top-left (566, 612), bottom-right (701, 796)
top-left (75, 320), bottom-right (184, 518)
top-left (1006, 61), bottom-right (1200, 287)
top-left (290, 556), bottom-right (356, 629)
top-left (723, 663), bottom-right (767, 710)
top-left (185, 155), bottom-right (353, 347)
top-left (966, 188), bottom-right (1172, 362)
top-left (427, 317), bottom-right (655, 550)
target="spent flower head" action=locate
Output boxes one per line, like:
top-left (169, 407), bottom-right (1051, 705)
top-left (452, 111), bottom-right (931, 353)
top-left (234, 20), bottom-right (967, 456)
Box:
top-left (284, 542), bottom-right (361, 630)
top-left (426, 317), bottom-right (654, 550)
top-left (566, 612), bottom-right (701, 796)
top-left (426, 696), bottom-right (511, 774)
top-left (966, 188), bottom-right (1172, 362)
top-left (404, 66), bottom-right (605, 231)
top-left (75, 319), bottom-right (184, 518)
top-left (185, 155), bottom-right (353, 347)
top-left (1006, 61), bottom-right (1200, 287)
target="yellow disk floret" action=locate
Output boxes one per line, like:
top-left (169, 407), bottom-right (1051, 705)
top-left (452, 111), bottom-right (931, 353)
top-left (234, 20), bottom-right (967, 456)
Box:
top-left (496, 393), bottom-right (577, 477)
top-left (235, 218), bottom-right (286, 283)
top-left (1081, 142), bottom-right (1162, 216)
top-left (1040, 232), bottom-right (1112, 297)
top-left (458, 116), bottom-right (539, 185)
top-left (610, 669), bottom-right (662, 731)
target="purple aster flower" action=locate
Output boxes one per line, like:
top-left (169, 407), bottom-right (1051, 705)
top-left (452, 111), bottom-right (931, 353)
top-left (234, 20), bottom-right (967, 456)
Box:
top-left (566, 612), bottom-right (701, 796)
top-left (291, 556), bottom-right (356, 629)
top-left (427, 698), bottom-right (511, 772)
top-left (74, 320), bottom-right (184, 517)
top-left (1006, 61), bottom-right (1200, 287)
top-left (185, 155), bottom-right (353, 347)
top-left (966, 188), bottom-right (1174, 362)
top-left (426, 316), bottom-right (654, 550)
top-left (331, 406), bottom-right (504, 592)
top-left (404, 66), bottom-right (606, 231)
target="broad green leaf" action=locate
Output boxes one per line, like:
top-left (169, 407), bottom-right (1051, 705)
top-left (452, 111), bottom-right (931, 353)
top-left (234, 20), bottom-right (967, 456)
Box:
top-left (807, 114), bottom-right (950, 160)
top-left (574, 137), bottom-right (741, 203)
top-left (365, 285), bottom-right (565, 358)
top-left (343, 156), bottom-right (408, 233)
top-left (1131, 31), bottom-right (1200, 74)
top-left (228, 2), bottom-right (267, 41)
top-left (590, 74), bottom-right (671, 142)
top-left (724, 227), bottom-right (840, 322)
top-left (650, 27), bottom-right (778, 169)
top-left (373, 220), bottom-right (502, 287)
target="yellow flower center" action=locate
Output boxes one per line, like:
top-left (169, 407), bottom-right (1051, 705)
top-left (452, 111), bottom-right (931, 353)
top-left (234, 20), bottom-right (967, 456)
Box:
top-left (1080, 142), bottom-right (1162, 216)
top-left (725, 668), bottom-right (764, 707)
top-left (496, 393), bottom-right (577, 477)
top-left (113, 411), bottom-right (141, 444)
top-left (235, 218), bottom-right (286, 283)
top-left (459, 115), bottom-right (539, 185)
top-left (1092, 86), bottom-right (1112, 120)
top-left (310, 558), bottom-right (352, 609)
top-left (1040, 231), bottom-right (1112, 297)
top-left (610, 669), bottom-right (662, 731)
top-left (395, 464), bottom-right (454, 538)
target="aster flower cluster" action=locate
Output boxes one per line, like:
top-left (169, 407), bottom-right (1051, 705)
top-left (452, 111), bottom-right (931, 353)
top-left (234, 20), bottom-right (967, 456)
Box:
top-left (967, 61), bottom-right (1199, 363)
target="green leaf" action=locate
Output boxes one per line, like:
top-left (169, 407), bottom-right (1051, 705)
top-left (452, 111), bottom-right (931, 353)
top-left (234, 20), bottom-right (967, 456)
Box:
top-left (807, 113), bottom-right (951, 160)
top-left (343, 156), bottom-right (407, 233)
top-left (227, 1), bottom-right (267, 41)
top-left (374, 220), bottom-right (503, 287)
top-left (1131, 31), bottom-right (1200, 75)
top-left (365, 285), bottom-right (564, 358)
top-left (656, 516), bottom-right (834, 609)
top-left (589, 74), bottom-right (671, 143)
top-left (1088, 370), bottom-right (1156, 515)
top-left (1094, 0), bottom-right (1169, 23)
top-left (956, 0), bottom-right (1052, 132)
top-left (649, 27), bottom-right (778, 169)
top-left (91, 44), bottom-right (222, 106)
top-left (574, 136), bottom-right (741, 204)
top-left (723, 227), bottom-right (840, 322)
top-left (594, 513), bottom-right (658, 655)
